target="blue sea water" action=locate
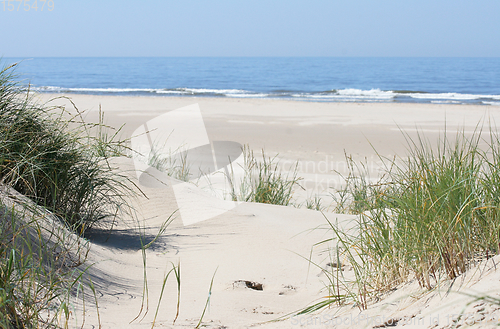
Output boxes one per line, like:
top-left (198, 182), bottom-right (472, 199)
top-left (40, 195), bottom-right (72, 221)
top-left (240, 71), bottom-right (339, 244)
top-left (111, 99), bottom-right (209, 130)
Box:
top-left (4, 57), bottom-right (500, 105)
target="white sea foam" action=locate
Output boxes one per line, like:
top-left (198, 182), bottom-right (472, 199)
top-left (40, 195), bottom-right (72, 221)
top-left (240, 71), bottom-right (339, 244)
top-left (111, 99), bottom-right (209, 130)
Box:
top-left (336, 88), bottom-right (395, 97)
top-left (36, 86), bottom-right (248, 95)
top-left (33, 85), bottom-right (500, 105)
top-left (430, 100), bottom-right (462, 104)
top-left (153, 89), bottom-right (184, 94)
top-left (407, 92), bottom-right (500, 101)
top-left (410, 93), bottom-right (482, 100)
top-left (35, 86), bottom-right (156, 93)
top-left (36, 86), bottom-right (63, 91)
top-left (294, 89), bottom-right (396, 101)
top-left (227, 93), bottom-right (270, 98)
top-left (156, 88), bottom-right (247, 94)
top-left (181, 88), bottom-right (246, 94)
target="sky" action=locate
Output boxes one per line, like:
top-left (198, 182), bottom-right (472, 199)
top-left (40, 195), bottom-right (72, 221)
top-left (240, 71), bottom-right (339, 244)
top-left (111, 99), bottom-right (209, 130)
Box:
top-left (1, 0), bottom-right (499, 57)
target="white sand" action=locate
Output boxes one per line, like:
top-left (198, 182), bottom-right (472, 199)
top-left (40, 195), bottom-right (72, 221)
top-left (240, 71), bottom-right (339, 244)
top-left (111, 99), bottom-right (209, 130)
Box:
top-left (35, 94), bottom-right (500, 328)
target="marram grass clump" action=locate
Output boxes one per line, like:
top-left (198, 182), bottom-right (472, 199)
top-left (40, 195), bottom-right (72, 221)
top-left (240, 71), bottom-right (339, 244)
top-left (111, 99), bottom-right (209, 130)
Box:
top-left (0, 197), bottom-right (83, 329)
top-left (228, 146), bottom-right (302, 206)
top-left (0, 63), bottom-right (133, 232)
top-left (313, 127), bottom-right (500, 312)
top-left (0, 62), bottom-right (135, 328)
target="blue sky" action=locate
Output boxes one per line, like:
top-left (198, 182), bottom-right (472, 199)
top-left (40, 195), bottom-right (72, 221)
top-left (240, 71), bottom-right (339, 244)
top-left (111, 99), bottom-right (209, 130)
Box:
top-left (1, 0), bottom-right (499, 57)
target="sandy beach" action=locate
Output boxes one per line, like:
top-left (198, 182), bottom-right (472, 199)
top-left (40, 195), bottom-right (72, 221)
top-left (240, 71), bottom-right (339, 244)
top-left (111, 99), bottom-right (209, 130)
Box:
top-left (40, 94), bottom-right (500, 197)
top-left (4, 1), bottom-right (500, 327)
top-left (32, 94), bottom-right (500, 328)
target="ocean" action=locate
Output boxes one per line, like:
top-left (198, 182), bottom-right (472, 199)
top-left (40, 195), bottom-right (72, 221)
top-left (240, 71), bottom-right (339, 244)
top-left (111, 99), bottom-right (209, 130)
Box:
top-left (4, 57), bottom-right (500, 105)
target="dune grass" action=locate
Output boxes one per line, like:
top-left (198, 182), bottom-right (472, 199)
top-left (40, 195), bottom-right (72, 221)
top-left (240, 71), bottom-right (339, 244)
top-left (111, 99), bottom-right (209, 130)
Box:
top-left (303, 194), bottom-right (326, 211)
top-left (0, 189), bottom-right (91, 328)
top-left (0, 63), bottom-right (133, 232)
top-left (146, 142), bottom-right (304, 206)
top-left (228, 146), bottom-right (302, 206)
top-left (0, 62), bottom-right (138, 327)
top-left (310, 126), bottom-right (500, 312)
top-left (147, 144), bottom-right (191, 182)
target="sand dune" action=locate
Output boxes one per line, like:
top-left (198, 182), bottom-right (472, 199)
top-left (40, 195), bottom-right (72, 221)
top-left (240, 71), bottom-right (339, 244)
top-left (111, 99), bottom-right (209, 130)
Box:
top-left (80, 159), bottom-right (350, 327)
top-left (33, 94), bottom-right (500, 328)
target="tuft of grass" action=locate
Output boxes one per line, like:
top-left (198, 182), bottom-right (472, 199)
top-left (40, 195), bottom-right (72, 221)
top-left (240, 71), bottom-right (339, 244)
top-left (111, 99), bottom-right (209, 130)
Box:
top-left (90, 106), bottom-right (129, 158)
top-left (147, 144), bottom-right (191, 182)
top-left (0, 189), bottom-right (89, 328)
top-left (228, 145), bottom-right (302, 206)
top-left (329, 152), bottom-right (391, 214)
top-left (306, 125), bottom-right (500, 313)
top-left (0, 60), bottom-right (141, 328)
top-left (303, 194), bottom-right (326, 212)
top-left (0, 62), bottom-right (134, 232)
